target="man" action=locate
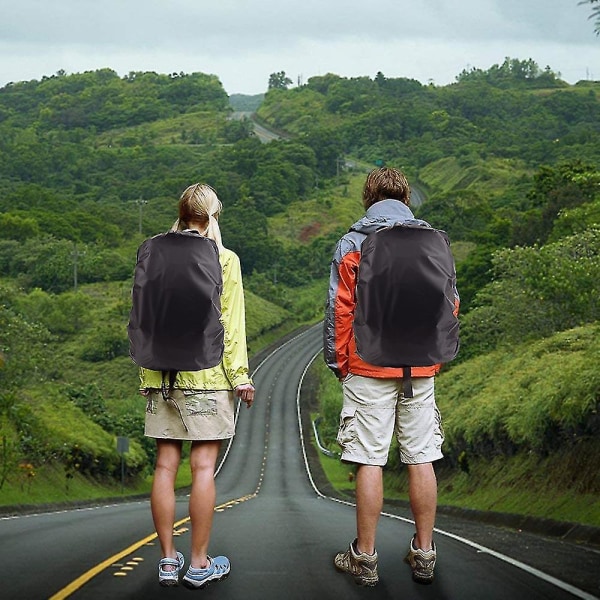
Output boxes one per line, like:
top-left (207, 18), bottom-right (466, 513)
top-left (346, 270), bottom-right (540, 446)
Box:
top-left (323, 167), bottom-right (459, 587)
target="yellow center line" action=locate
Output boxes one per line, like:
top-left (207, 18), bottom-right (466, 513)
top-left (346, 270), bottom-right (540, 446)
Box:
top-left (49, 494), bottom-right (255, 599)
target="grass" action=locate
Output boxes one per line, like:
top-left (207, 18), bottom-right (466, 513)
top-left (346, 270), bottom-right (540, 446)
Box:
top-left (0, 462), bottom-right (150, 507)
top-left (245, 289), bottom-right (291, 340)
top-left (316, 445), bottom-right (600, 527)
top-left (268, 172), bottom-right (365, 247)
top-left (0, 456), bottom-right (197, 508)
top-left (318, 453), bottom-right (355, 494)
top-left (436, 325), bottom-right (600, 453)
top-left (0, 274), bottom-right (301, 509)
top-left (309, 324), bottom-right (600, 528)
top-left (95, 110), bottom-right (228, 147)
top-left (419, 155), bottom-right (532, 200)
top-left (449, 240), bottom-right (476, 263)
top-left (424, 450), bottom-right (599, 526)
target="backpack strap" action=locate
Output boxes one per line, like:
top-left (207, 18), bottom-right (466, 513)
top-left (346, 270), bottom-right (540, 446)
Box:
top-left (160, 370), bottom-right (178, 400)
top-left (402, 366), bottom-right (414, 399)
top-left (160, 370), bottom-right (189, 432)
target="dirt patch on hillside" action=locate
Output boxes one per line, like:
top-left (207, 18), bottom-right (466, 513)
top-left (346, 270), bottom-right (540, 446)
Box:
top-left (299, 221), bottom-right (322, 242)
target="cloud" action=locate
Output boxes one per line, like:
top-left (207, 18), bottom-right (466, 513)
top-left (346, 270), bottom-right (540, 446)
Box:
top-left (2, 0), bottom-right (590, 46)
top-left (0, 0), bottom-right (597, 93)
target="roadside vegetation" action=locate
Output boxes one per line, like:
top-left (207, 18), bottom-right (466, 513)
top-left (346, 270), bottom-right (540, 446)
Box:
top-left (0, 60), bottom-right (598, 527)
top-left (311, 324), bottom-right (600, 526)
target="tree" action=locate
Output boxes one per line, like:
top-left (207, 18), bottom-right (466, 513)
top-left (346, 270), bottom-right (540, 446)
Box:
top-left (459, 227), bottom-right (600, 359)
top-left (415, 190), bottom-right (494, 242)
top-left (579, 0), bottom-right (600, 35)
top-left (456, 57), bottom-right (563, 88)
top-left (268, 71), bottom-right (293, 90)
top-left (511, 161), bottom-right (600, 246)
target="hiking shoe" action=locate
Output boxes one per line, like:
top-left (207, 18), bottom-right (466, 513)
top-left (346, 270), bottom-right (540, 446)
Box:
top-left (182, 555), bottom-right (230, 589)
top-left (334, 539), bottom-right (378, 586)
top-left (404, 535), bottom-right (436, 584)
top-left (158, 551), bottom-right (184, 586)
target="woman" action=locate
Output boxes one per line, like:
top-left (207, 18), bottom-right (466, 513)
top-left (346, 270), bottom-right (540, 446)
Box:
top-left (140, 183), bottom-right (255, 589)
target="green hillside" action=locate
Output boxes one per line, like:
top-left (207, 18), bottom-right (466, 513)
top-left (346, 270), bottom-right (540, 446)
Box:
top-left (0, 60), bottom-right (598, 525)
top-left (312, 323), bottom-right (599, 525)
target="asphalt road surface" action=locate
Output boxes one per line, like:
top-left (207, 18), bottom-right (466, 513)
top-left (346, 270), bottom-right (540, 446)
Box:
top-left (230, 111), bottom-right (282, 142)
top-left (1, 325), bottom-right (598, 599)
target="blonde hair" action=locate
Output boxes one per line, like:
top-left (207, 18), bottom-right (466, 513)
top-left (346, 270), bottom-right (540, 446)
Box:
top-left (172, 183), bottom-right (224, 250)
top-left (362, 167), bottom-right (410, 209)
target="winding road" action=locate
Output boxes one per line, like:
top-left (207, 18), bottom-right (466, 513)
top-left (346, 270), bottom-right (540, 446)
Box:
top-left (1, 326), bottom-right (598, 599)
top-left (230, 111), bottom-right (282, 142)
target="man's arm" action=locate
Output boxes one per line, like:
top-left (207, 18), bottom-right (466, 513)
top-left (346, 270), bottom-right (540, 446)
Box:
top-left (323, 240), bottom-right (360, 380)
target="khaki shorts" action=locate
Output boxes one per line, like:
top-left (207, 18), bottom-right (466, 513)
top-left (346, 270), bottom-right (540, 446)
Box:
top-left (337, 374), bottom-right (444, 466)
top-left (144, 389), bottom-right (235, 441)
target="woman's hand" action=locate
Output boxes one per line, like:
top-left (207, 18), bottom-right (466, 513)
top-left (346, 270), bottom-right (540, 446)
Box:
top-left (235, 383), bottom-right (255, 408)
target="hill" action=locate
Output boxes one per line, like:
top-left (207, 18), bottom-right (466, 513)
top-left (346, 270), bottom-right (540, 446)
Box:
top-left (0, 60), bottom-right (598, 526)
top-left (229, 93), bottom-right (264, 112)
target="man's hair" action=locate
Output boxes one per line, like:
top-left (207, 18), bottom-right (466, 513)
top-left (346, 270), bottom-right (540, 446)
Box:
top-left (362, 167), bottom-right (411, 209)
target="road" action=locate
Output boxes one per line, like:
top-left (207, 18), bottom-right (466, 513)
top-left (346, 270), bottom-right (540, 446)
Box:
top-left (410, 184), bottom-right (426, 207)
top-left (230, 111), bottom-right (282, 142)
top-left (1, 325), bottom-right (598, 599)
top-left (230, 112), bottom-right (428, 207)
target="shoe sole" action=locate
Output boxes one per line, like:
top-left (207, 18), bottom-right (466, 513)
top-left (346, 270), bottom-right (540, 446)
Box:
top-left (404, 554), bottom-right (434, 584)
top-left (334, 560), bottom-right (378, 586)
top-left (354, 576), bottom-right (378, 587)
top-left (182, 572), bottom-right (229, 590)
top-left (405, 558), bottom-right (434, 584)
top-left (334, 568), bottom-right (378, 587)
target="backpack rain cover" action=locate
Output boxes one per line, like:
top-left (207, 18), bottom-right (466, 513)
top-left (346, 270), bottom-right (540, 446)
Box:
top-left (128, 231), bottom-right (225, 372)
top-left (353, 223), bottom-right (459, 368)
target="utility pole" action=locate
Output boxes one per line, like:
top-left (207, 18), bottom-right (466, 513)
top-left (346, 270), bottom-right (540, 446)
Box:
top-left (117, 437), bottom-right (129, 494)
top-left (336, 156), bottom-right (345, 185)
top-left (135, 198), bottom-right (148, 235)
top-left (72, 243), bottom-right (85, 292)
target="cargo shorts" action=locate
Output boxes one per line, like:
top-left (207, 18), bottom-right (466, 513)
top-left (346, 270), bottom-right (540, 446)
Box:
top-left (337, 374), bottom-right (444, 466)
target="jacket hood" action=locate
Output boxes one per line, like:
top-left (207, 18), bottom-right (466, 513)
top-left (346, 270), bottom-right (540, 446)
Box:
top-left (349, 199), bottom-right (429, 235)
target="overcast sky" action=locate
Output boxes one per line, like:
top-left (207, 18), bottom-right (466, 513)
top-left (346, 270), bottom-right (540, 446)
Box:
top-left (0, 0), bottom-right (598, 95)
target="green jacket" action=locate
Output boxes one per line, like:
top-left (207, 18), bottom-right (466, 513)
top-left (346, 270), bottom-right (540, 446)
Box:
top-left (139, 247), bottom-right (253, 391)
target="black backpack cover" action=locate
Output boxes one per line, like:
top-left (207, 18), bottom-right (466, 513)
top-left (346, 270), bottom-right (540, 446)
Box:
top-left (128, 231), bottom-right (225, 375)
top-left (353, 223), bottom-right (459, 394)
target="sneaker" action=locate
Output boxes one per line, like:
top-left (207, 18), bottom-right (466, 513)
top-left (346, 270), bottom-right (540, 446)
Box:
top-left (404, 535), bottom-right (436, 584)
top-left (334, 539), bottom-right (378, 586)
top-left (158, 551), bottom-right (184, 586)
top-left (182, 555), bottom-right (231, 589)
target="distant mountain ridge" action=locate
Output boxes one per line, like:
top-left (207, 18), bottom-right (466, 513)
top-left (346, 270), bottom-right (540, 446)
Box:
top-left (229, 92), bottom-right (264, 112)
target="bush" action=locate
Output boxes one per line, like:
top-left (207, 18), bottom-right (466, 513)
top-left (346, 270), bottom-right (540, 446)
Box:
top-left (19, 386), bottom-right (147, 478)
top-left (460, 227), bottom-right (600, 358)
top-left (437, 324), bottom-right (600, 458)
top-left (80, 325), bottom-right (129, 362)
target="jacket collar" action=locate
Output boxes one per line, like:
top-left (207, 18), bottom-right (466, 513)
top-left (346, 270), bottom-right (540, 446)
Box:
top-left (349, 199), bottom-right (429, 235)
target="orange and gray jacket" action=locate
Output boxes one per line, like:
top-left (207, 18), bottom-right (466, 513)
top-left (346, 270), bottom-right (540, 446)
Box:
top-left (323, 199), bottom-right (460, 380)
